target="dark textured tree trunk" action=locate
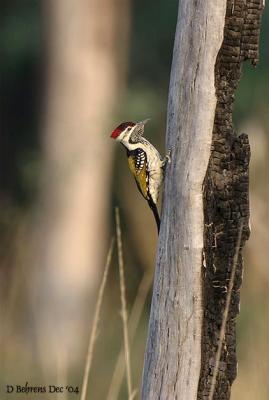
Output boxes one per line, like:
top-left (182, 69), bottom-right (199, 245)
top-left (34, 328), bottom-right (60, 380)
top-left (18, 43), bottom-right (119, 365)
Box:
top-left (141, 0), bottom-right (264, 399)
top-left (198, 1), bottom-right (264, 399)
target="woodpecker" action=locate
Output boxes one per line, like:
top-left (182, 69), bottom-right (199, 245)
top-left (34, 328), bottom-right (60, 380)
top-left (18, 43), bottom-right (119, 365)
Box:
top-left (110, 119), bottom-right (170, 233)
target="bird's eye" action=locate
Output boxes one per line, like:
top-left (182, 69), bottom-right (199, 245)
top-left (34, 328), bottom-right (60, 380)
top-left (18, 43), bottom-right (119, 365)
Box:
top-left (127, 127), bottom-right (131, 131)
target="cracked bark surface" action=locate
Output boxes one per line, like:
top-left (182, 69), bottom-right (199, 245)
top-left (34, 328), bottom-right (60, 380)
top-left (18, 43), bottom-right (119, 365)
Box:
top-left (198, 1), bottom-right (264, 399)
top-left (141, 1), bottom-right (227, 399)
top-left (142, 0), bottom-right (264, 399)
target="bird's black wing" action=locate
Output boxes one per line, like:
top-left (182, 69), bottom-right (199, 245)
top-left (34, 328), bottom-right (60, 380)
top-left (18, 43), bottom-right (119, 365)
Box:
top-left (127, 148), bottom-right (160, 232)
top-left (127, 148), bottom-right (149, 200)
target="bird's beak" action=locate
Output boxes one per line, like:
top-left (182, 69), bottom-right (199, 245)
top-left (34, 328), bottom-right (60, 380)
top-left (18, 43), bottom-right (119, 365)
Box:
top-left (137, 118), bottom-right (150, 126)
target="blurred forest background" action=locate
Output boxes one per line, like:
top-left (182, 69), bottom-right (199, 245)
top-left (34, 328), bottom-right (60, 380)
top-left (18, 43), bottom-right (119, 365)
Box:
top-left (0, 1), bottom-right (268, 399)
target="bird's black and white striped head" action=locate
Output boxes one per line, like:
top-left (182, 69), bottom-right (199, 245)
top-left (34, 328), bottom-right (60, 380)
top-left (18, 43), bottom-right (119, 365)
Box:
top-left (110, 119), bottom-right (150, 145)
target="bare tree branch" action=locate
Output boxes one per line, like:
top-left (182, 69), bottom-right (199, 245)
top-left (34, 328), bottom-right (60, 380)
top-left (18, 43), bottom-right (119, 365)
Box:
top-left (141, 1), bottom-right (227, 398)
top-left (141, 1), bottom-right (264, 399)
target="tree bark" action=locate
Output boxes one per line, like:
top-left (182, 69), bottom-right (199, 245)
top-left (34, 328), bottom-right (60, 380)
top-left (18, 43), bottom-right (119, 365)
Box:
top-left (198, 1), bottom-right (264, 399)
top-left (141, 1), bottom-right (264, 399)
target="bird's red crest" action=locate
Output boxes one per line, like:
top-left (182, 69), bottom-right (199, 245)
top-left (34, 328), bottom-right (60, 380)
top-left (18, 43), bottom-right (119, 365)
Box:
top-left (110, 121), bottom-right (135, 139)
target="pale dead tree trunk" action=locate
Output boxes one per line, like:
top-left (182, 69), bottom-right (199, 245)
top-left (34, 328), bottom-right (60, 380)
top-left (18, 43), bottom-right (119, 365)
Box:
top-left (142, 1), bottom-right (264, 399)
top-left (34, 0), bottom-right (130, 371)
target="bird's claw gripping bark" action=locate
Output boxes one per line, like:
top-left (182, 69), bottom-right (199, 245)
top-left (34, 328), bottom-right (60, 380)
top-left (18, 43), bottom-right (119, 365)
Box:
top-left (162, 148), bottom-right (172, 169)
top-left (166, 148), bottom-right (172, 163)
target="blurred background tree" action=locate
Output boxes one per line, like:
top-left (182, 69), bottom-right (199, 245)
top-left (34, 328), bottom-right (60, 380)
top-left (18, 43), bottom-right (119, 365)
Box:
top-left (0, 1), bottom-right (268, 399)
top-left (34, 0), bottom-right (131, 377)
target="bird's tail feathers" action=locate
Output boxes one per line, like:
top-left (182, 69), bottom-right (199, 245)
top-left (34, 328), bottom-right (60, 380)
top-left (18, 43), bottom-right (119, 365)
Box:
top-left (148, 199), bottom-right (160, 233)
